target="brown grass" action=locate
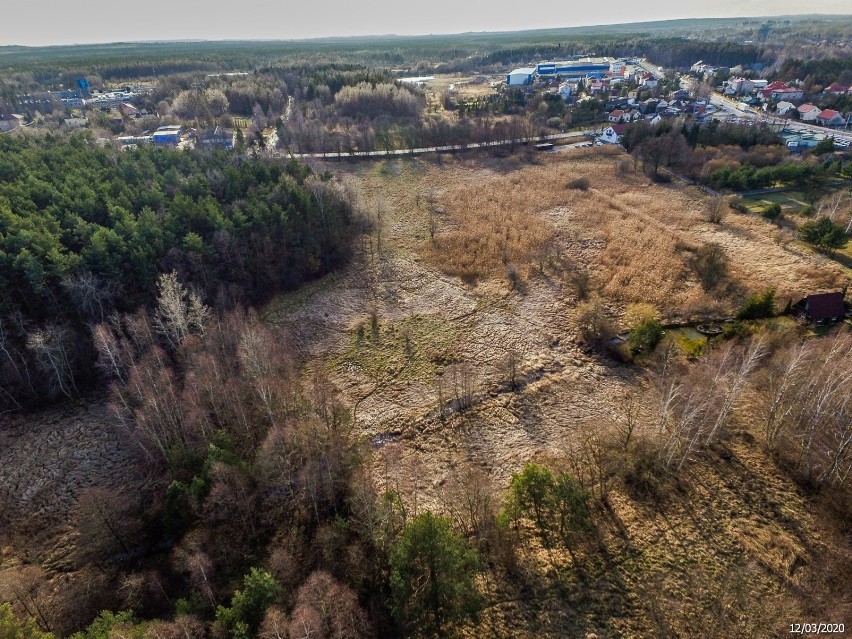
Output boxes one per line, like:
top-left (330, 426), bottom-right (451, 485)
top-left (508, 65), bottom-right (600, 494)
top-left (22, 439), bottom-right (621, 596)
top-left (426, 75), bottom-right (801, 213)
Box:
top-left (429, 185), bottom-right (558, 283)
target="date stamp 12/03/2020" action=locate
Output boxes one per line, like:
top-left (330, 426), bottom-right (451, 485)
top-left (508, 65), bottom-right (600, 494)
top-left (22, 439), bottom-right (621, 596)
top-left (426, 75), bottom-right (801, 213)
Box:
top-left (789, 623), bottom-right (845, 635)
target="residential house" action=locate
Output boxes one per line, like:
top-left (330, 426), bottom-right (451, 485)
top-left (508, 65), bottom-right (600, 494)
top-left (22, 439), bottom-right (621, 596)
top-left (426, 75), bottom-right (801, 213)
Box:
top-left (640, 98), bottom-right (659, 114)
top-left (599, 123), bottom-right (626, 144)
top-left (559, 82), bottom-right (575, 100)
top-left (769, 87), bottom-right (804, 102)
top-left (588, 79), bottom-right (606, 94)
top-left (798, 104), bottom-right (821, 122)
top-left (639, 72), bottom-right (658, 88)
top-left (776, 101), bottom-right (796, 116)
top-left (0, 114), bottom-right (24, 132)
top-left (199, 126), bottom-right (235, 149)
top-left (724, 77), bottom-right (754, 95)
top-left (608, 109), bottom-right (626, 123)
top-left (825, 85), bottom-right (849, 96)
top-left (792, 292), bottom-right (847, 324)
top-left (816, 109), bottom-right (845, 127)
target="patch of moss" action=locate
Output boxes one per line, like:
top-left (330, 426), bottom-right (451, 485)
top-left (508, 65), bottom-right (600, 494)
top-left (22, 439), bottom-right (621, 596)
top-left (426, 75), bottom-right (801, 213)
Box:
top-left (332, 313), bottom-right (460, 384)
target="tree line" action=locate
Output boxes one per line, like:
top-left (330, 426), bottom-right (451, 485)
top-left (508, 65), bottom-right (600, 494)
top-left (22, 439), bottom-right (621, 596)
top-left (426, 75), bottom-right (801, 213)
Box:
top-left (0, 134), bottom-right (354, 410)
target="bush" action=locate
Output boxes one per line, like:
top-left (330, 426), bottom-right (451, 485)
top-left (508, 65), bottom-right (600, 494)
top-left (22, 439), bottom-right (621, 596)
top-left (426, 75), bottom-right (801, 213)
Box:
top-left (629, 319), bottom-right (664, 355)
top-left (575, 300), bottom-right (615, 347)
top-left (762, 202), bottom-right (782, 220)
top-left (706, 196), bottom-right (727, 224)
top-left (737, 288), bottom-right (776, 320)
top-left (691, 242), bottom-right (728, 290)
top-left (567, 176), bottom-right (590, 190)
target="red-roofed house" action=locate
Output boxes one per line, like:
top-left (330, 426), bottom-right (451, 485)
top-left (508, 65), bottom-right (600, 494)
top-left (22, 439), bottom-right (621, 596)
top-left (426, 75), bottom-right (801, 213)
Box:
top-left (797, 104), bottom-right (821, 122)
top-left (600, 123), bottom-right (626, 144)
top-left (639, 72), bottom-right (658, 88)
top-left (770, 87), bottom-right (804, 102)
top-left (825, 85), bottom-right (849, 95)
top-left (816, 109), bottom-right (845, 127)
top-left (764, 81), bottom-right (788, 92)
top-left (608, 109), bottom-right (626, 123)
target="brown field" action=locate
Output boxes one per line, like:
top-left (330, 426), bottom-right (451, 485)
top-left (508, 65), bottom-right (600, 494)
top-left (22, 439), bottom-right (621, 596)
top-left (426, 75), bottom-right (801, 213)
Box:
top-left (278, 149), bottom-right (848, 479)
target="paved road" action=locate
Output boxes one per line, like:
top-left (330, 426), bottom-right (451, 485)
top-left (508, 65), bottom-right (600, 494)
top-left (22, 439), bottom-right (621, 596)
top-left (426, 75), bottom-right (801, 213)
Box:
top-left (280, 129), bottom-right (596, 160)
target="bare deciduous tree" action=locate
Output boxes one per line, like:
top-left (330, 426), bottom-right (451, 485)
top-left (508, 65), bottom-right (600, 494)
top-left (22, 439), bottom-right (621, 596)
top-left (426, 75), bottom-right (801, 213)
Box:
top-left (153, 271), bottom-right (210, 352)
top-left (25, 323), bottom-right (78, 399)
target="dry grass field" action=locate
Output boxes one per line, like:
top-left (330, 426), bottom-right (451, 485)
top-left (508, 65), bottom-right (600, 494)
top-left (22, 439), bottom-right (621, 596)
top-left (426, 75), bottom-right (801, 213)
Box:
top-left (262, 148), bottom-right (852, 495)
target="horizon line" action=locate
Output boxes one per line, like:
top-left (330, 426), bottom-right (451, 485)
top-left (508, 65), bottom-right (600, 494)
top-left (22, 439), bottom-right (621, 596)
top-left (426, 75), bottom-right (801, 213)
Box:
top-left (1, 12), bottom-right (851, 50)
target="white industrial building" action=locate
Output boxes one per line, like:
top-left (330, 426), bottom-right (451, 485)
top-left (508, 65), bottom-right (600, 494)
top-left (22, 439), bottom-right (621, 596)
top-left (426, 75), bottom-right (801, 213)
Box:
top-left (506, 68), bottom-right (535, 86)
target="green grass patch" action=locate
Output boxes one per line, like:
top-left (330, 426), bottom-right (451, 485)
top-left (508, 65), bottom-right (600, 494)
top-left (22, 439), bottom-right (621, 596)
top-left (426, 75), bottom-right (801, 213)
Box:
top-left (740, 191), bottom-right (812, 215)
top-left (331, 313), bottom-right (460, 384)
top-left (668, 328), bottom-right (708, 358)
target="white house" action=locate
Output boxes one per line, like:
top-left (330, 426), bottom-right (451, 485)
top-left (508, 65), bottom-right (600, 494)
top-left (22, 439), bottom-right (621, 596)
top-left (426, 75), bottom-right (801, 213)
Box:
top-left (776, 101), bottom-right (796, 116)
top-left (770, 88), bottom-right (804, 102)
top-left (599, 123), bottom-right (626, 144)
top-left (798, 104), bottom-right (821, 122)
top-left (559, 82), bottom-right (575, 100)
top-left (608, 109), bottom-right (626, 123)
top-left (638, 72), bottom-right (658, 88)
top-left (506, 68), bottom-right (535, 86)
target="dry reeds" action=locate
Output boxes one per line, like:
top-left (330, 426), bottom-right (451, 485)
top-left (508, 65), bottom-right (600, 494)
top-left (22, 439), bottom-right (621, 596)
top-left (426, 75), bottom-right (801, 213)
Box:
top-left (429, 177), bottom-right (560, 283)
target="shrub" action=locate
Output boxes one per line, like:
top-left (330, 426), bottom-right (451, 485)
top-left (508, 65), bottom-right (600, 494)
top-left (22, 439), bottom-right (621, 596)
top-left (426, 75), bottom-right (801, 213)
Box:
top-left (691, 242), bottom-right (728, 290)
top-left (762, 202), bottom-right (782, 220)
top-left (629, 319), bottom-right (664, 355)
top-left (567, 176), bottom-right (590, 190)
top-left (737, 288), bottom-right (776, 320)
top-left (706, 196), bottom-right (727, 224)
top-left (575, 300), bottom-right (615, 347)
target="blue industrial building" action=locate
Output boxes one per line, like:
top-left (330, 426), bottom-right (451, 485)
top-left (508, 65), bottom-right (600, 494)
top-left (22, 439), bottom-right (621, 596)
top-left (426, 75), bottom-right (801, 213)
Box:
top-left (507, 59), bottom-right (612, 86)
top-left (534, 60), bottom-right (611, 79)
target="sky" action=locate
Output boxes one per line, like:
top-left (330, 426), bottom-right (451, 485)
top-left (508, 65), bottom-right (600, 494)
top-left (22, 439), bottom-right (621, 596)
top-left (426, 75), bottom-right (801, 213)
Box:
top-left (1, 0), bottom-right (851, 46)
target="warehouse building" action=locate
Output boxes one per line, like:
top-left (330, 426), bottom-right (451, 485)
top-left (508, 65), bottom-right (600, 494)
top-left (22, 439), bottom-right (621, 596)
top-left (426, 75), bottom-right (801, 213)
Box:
top-left (534, 58), bottom-right (612, 79)
top-left (507, 67), bottom-right (536, 86)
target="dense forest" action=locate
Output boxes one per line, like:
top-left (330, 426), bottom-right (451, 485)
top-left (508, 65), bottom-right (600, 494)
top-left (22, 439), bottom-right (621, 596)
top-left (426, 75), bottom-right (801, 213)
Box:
top-left (0, 134), bottom-right (354, 410)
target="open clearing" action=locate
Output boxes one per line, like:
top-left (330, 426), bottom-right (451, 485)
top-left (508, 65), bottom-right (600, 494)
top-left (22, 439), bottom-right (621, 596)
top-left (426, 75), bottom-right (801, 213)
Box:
top-left (267, 147), bottom-right (849, 497)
